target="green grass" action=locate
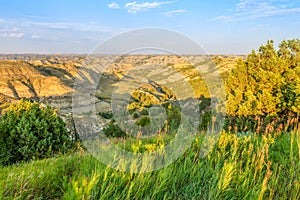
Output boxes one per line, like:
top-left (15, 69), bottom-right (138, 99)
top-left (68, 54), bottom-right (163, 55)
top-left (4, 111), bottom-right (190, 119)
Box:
top-left (0, 131), bottom-right (299, 199)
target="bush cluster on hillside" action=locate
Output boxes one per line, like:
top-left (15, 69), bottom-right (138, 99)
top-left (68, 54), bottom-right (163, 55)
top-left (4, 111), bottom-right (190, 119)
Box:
top-left (103, 104), bottom-right (181, 138)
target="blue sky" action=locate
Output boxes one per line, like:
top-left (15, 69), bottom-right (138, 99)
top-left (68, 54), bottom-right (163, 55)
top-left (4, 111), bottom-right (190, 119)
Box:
top-left (0, 0), bottom-right (300, 54)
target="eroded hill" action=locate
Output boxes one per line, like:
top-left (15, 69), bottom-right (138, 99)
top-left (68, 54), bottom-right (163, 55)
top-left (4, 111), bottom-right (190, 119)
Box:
top-left (0, 55), bottom-right (242, 115)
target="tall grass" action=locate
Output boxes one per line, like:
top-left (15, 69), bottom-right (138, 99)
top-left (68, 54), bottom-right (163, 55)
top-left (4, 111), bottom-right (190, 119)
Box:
top-left (0, 130), bottom-right (299, 199)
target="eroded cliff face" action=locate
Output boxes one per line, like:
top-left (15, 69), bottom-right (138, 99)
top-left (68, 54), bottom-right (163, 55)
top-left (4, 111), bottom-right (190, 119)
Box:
top-left (0, 60), bottom-right (74, 99)
top-left (0, 56), bottom-right (99, 113)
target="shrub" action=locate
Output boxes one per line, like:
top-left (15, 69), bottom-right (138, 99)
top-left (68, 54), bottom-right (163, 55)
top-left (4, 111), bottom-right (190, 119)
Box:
top-left (199, 111), bottom-right (212, 131)
top-left (166, 105), bottom-right (181, 133)
top-left (140, 109), bottom-right (149, 116)
top-left (99, 111), bottom-right (113, 119)
top-left (103, 120), bottom-right (127, 138)
top-left (0, 100), bottom-right (72, 166)
top-left (132, 112), bottom-right (140, 119)
top-left (136, 116), bottom-right (151, 127)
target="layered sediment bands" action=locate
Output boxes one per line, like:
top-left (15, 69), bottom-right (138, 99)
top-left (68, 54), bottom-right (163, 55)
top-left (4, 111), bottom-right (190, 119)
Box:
top-left (0, 57), bottom-right (102, 113)
top-left (0, 55), bottom-right (241, 115)
top-left (0, 60), bottom-right (74, 99)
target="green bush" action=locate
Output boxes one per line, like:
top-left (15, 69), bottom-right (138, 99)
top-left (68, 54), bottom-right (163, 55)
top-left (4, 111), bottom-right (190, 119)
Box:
top-left (166, 105), bottom-right (181, 133)
top-left (199, 111), bottom-right (212, 131)
top-left (140, 109), bottom-right (149, 116)
top-left (103, 120), bottom-right (127, 138)
top-left (0, 100), bottom-right (72, 166)
top-left (99, 111), bottom-right (113, 119)
top-left (136, 116), bottom-right (151, 127)
top-left (132, 112), bottom-right (140, 119)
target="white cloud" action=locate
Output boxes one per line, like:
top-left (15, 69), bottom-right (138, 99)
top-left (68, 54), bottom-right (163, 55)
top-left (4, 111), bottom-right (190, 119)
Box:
top-left (0, 32), bottom-right (24, 38)
top-left (0, 27), bottom-right (19, 32)
top-left (0, 18), bottom-right (120, 43)
top-left (213, 0), bottom-right (300, 21)
top-left (31, 34), bottom-right (41, 39)
top-left (108, 2), bottom-right (121, 9)
top-left (210, 15), bottom-right (233, 21)
top-left (125, 1), bottom-right (170, 13)
top-left (236, 0), bottom-right (277, 12)
top-left (0, 18), bottom-right (4, 23)
top-left (163, 9), bottom-right (187, 16)
top-left (0, 26), bottom-right (24, 38)
top-left (25, 21), bottom-right (110, 33)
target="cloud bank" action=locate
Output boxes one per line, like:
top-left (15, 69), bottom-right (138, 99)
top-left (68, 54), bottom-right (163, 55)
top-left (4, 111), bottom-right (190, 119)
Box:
top-left (213, 0), bottom-right (300, 21)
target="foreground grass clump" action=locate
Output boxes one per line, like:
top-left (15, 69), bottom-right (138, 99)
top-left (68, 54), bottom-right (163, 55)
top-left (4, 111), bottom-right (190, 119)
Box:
top-left (0, 131), bottom-right (299, 199)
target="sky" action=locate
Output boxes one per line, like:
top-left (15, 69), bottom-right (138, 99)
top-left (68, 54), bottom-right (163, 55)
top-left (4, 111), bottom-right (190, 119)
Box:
top-left (0, 0), bottom-right (300, 54)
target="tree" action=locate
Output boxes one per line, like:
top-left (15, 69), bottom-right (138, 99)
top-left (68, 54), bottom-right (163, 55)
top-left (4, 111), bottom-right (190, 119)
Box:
top-left (0, 100), bottom-right (72, 165)
top-left (226, 39), bottom-right (300, 117)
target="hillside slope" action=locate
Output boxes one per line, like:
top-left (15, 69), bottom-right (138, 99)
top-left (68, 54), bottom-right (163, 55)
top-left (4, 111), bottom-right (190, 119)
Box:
top-left (0, 55), bottom-right (241, 114)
